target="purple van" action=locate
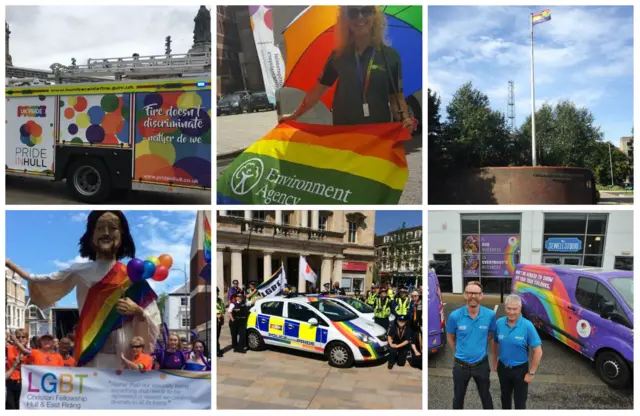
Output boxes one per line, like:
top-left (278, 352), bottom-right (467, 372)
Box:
top-left (427, 263), bottom-right (446, 354)
top-left (512, 264), bottom-right (633, 388)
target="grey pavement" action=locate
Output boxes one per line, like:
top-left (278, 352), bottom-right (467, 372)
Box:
top-left (216, 111), bottom-right (422, 204)
top-left (216, 326), bottom-right (423, 409)
top-left (428, 299), bottom-right (633, 409)
top-left (6, 176), bottom-right (211, 205)
top-left (598, 191), bottom-right (633, 205)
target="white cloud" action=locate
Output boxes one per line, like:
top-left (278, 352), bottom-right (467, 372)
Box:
top-left (70, 212), bottom-right (87, 222)
top-left (52, 255), bottom-right (90, 270)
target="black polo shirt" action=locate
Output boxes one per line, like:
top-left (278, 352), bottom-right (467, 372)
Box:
top-left (319, 44), bottom-right (403, 126)
top-left (388, 323), bottom-right (413, 346)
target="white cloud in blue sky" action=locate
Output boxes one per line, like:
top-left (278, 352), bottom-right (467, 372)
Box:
top-left (6, 210), bottom-right (198, 308)
top-left (429, 6), bottom-right (633, 144)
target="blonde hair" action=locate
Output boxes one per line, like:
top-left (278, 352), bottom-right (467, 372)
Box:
top-left (335, 6), bottom-right (388, 56)
top-left (167, 333), bottom-right (181, 350)
top-left (131, 336), bottom-right (145, 350)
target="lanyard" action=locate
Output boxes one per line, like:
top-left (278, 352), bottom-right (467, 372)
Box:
top-left (355, 48), bottom-right (376, 103)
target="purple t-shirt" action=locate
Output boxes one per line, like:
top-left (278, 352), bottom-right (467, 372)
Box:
top-left (158, 350), bottom-right (185, 370)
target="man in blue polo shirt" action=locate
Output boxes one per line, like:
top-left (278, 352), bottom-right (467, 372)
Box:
top-left (491, 294), bottom-right (543, 409)
top-left (446, 280), bottom-right (496, 409)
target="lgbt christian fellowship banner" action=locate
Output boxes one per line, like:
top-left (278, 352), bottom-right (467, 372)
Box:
top-left (249, 6), bottom-right (285, 105)
top-left (217, 121), bottom-right (410, 204)
top-left (20, 365), bottom-right (211, 410)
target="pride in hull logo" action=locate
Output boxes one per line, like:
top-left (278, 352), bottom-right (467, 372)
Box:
top-left (231, 158), bottom-right (264, 195)
top-left (576, 319), bottom-right (591, 338)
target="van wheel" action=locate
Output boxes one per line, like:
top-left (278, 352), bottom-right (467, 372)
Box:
top-left (247, 330), bottom-right (265, 351)
top-left (67, 158), bottom-right (112, 203)
top-left (595, 350), bottom-right (631, 388)
top-left (326, 342), bottom-right (354, 368)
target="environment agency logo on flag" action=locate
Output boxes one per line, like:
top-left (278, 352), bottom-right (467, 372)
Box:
top-left (231, 158), bottom-right (264, 195)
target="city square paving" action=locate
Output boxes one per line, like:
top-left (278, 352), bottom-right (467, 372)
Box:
top-left (216, 328), bottom-right (423, 409)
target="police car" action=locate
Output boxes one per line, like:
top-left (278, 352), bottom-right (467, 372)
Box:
top-left (247, 295), bottom-right (389, 367)
top-left (306, 294), bottom-right (375, 321)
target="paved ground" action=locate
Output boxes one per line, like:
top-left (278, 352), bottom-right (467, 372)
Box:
top-left (428, 297), bottom-right (633, 409)
top-left (216, 111), bottom-right (422, 204)
top-left (216, 327), bottom-right (423, 409)
top-left (598, 191), bottom-right (633, 205)
top-left (6, 176), bottom-right (211, 205)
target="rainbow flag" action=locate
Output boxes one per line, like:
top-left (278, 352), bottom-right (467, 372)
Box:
top-left (200, 213), bottom-right (212, 281)
top-left (217, 121), bottom-right (410, 204)
top-left (532, 9), bottom-right (551, 25)
top-left (74, 262), bottom-right (157, 367)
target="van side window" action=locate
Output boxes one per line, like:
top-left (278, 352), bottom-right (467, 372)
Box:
top-left (595, 284), bottom-right (619, 314)
top-left (575, 277), bottom-right (598, 310)
top-left (261, 301), bottom-right (284, 317)
top-left (287, 303), bottom-right (328, 327)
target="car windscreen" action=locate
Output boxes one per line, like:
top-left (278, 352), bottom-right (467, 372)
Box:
top-left (308, 299), bottom-right (358, 322)
top-left (218, 96), bottom-right (229, 104)
top-left (609, 277), bottom-right (633, 312)
top-left (340, 297), bottom-right (373, 314)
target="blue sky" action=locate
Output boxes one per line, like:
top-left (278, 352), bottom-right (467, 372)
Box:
top-left (6, 211), bottom-right (197, 308)
top-left (429, 6), bottom-right (634, 144)
top-left (375, 211), bottom-right (422, 235)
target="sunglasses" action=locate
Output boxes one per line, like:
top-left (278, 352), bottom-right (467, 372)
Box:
top-left (347, 6), bottom-right (376, 20)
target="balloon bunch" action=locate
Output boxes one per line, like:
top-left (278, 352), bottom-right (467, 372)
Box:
top-left (127, 254), bottom-right (173, 282)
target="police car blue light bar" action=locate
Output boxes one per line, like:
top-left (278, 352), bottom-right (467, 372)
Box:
top-left (196, 81), bottom-right (206, 88)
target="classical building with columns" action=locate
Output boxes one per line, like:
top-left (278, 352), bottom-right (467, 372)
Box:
top-left (217, 210), bottom-right (376, 298)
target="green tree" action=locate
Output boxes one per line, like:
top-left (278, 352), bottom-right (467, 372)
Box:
top-left (444, 82), bottom-right (512, 167)
top-left (585, 141), bottom-right (631, 186)
top-left (428, 88), bottom-right (451, 170)
top-left (157, 292), bottom-right (168, 318)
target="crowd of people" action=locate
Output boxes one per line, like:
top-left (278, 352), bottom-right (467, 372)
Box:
top-left (216, 280), bottom-right (423, 371)
top-left (5, 327), bottom-right (210, 410)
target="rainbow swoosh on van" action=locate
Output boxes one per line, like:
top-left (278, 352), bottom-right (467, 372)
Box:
top-left (513, 265), bottom-right (581, 352)
top-left (332, 321), bottom-right (380, 360)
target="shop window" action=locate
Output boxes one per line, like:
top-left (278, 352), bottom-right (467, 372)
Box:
top-left (614, 256), bottom-right (633, 271)
top-left (432, 254), bottom-right (452, 293)
top-left (461, 215), bottom-right (480, 234)
top-left (587, 214), bottom-right (608, 234)
top-left (352, 278), bottom-right (364, 292)
top-left (227, 210), bottom-right (244, 218)
top-left (544, 213), bottom-right (588, 234)
top-left (341, 278), bottom-right (351, 291)
top-left (583, 256), bottom-right (603, 267)
top-left (584, 236), bottom-right (605, 255)
top-left (253, 211), bottom-right (266, 221)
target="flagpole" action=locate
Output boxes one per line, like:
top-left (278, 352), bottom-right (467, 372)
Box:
top-left (530, 13), bottom-right (537, 166)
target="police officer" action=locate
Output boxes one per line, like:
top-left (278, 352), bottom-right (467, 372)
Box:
top-left (409, 290), bottom-right (423, 332)
top-left (246, 281), bottom-right (259, 304)
top-left (216, 287), bottom-right (225, 357)
top-left (446, 281), bottom-right (496, 409)
top-left (353, 289), bottom-right (365, 302)
top-left (387, 315), bottom-right (413, 370)
top-left (322, 282), bottom-right (331, 294)
top-left (492, 294), bottom-right (543, 409)
top-left (387, 284), bottom-right (395, 302)
top-left (373, 289), bottom-right (392, 330)
top-left (227, 291), bottom-right (249, 353)
top-left (393, 286), bottom-right (412, 321)
top-left (366, 285), bottom-right (379, 306)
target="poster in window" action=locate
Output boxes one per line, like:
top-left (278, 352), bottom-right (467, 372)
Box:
top-left (480, 235), bottom-right (520, 276)
top-left (463, 235), bottom-right (479, 254)
top-left (463, 254), bottom-right (480, 277)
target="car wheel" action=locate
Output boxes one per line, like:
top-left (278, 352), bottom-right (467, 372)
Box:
top-left (326, 341), bottom-right (354, 368)
top-left (595, 350), bottom-right (631, 388)
top-left (247, 330), bottom-right (265, 351)
top-left (66, 157), bottom-right (112, 203)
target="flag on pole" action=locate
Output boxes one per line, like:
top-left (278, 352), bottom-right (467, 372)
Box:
top-left (256, 265), bottom-right (286, 298)
top-left (299, 256), bottom-right (317, 285)
top-left (532, 9), bottom-right (551, 25)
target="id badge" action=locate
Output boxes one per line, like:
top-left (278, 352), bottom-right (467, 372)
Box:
top-left (363, 103), bottom-right (370, 117)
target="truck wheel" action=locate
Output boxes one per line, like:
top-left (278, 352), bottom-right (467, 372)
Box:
top-left (247, 330), bottom-right (265, 351)
top-left (326, 341), bottom-right (354, 368)
top-left (595, 350), bottom-right (631, 388)
top-left (66, 158), bottom-right (112, 203)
